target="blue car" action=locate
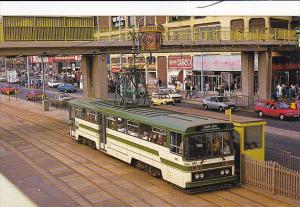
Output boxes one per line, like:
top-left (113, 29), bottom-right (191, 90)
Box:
top-left (57, 83), bottom-right (77, 93)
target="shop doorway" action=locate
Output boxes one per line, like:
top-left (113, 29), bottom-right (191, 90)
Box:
top-left (193, 75), bottom-right (221, 91)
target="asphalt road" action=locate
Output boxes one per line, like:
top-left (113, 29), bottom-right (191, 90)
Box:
top-left (2, 83), bottom-right (299, 157)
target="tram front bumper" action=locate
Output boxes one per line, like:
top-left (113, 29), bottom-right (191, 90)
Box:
top-left (186, 175), bottom-right (237, 189)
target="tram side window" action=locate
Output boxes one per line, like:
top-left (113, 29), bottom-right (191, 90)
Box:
top-left (85, 110), bottom-right (98, 124)
top-left (127, 121), bottom-right (139, 137)
top-left (107, 116), bottom-right (117, 130)
top-left (170, 132), bottom-right (183, 154)
top-left (139, 123), bottom-right (151, 141)
top-left (152, 128), bottom-right (166, 146)
top-left (244, 126), bottom-right (262, 150)
top-left (74, 107), bottom-right (85, 119)
top-left (117, 117), bottom-right (127, 133)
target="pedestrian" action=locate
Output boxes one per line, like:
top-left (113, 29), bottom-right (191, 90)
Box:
top-left (192, 85), bottom-right (196, 98)
top-left (185, 82), bottom-right (192, 99)
top-left (296, 96), bottom-right (300, 111)
top-left (205, 82), bottom-right (210, 96)
top-left (154, 78), bottom-right (158, 87)
top-left (230, 82), bottom-right (235, 97)
top-left (158, 78), bottom-right (162, 87)
top-left (276, 83), bottom-right (282, 98)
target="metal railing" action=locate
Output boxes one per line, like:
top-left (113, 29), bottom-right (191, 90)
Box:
top-left (0, 22), bottom-right (297, 42)
top-left (94, 27), bottom-right (297, 42)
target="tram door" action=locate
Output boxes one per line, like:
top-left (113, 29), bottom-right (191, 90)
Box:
top-left (98, 113), bottom-right (106, 150)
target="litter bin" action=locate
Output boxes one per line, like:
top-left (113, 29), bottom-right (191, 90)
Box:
top-left (42, 100), bottom-right (50, 111)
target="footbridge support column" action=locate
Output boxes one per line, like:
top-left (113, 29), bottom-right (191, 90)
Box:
top-left (258, 50), bottom-right (272, 100)
top-left (241, 52), bottom-right (255, 107)
top-left (81, 55), bottom-right (108, 99)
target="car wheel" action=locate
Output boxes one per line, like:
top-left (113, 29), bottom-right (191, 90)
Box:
top-left (258, 111), bottom-right (263, 117)
top-left (219, 106), bottom-right (224, 112)
top-left (204, 104), bottom-right (208, 110)
top-left (160, 102), bottom-right (164, 106)
top-left (279, 114), bottom-right (285, 121)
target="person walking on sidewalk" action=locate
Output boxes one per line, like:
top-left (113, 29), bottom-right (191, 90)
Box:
top-left (185, 82), bottom-right (192, 99)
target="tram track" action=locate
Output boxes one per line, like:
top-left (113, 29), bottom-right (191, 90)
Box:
top-left (0, 102), bottom-right (295, 207)
top-left (0, 112), bottom-right (180, 207)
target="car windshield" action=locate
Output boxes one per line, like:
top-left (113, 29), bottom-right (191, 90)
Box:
top-left (217, 97), bottom-right (229, 102)
top-left (277, 102), bottom-right (289, 109)
top-left (186, 131), bottom-right (233, 160)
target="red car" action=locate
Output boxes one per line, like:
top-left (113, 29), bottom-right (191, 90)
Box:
top-left (26, 90), bottom-right (43, 101)
top-left (254, 100), bottom-right (300, 120)
top-left (0, 84), bottom-right (16, 95)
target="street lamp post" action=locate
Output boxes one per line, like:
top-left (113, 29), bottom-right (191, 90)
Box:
top-left (41, 55), bottom-right (46, 99)
top-left (26, 56), bottom-right (30, 88)
top-left (200, 52), bottom-right (204, 97)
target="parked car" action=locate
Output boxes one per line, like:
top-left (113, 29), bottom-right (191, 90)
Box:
top-left (26, 90), bottom-right (43, 101)
top-left (151, 94), bottom-right (175, 106)
top-left (202, 96), bottom-right (236, 112)
top-left (0, 84), bottom-right (16, 95)
top-left (57, 83), bottom-right (77, 93)
top-left (48, 79), bottom-right (62, 88)
top-left (0, 76), bottom-right (6, 82)
top-left (254, 100), bottom-right (300, 120)
top-left (157, 88), bottom-right (183, 103)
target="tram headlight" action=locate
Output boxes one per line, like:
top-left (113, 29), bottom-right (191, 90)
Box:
top-left (225, 169), bottom-right (230, 175)
top-left (220, 170), bottom-right (225, 175)
top-left (194, 173), bottom-right (200, 179)
top-left (200, 173), bottom-right (205, 178)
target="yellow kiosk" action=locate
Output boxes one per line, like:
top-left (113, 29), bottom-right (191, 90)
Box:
top-left (225, 108), bottom-right (266, 161)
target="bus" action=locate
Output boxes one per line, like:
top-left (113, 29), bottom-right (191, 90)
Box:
top-left (69, 99), bottom-right (237, 192)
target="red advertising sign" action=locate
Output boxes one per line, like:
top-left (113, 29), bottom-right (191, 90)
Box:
top-left (168, 56), bottom-right (192, 70)
top-left (272, 63), bottom-right (300, 71)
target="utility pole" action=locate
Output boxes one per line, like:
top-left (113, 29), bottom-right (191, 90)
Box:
top-left (27, 56), bottom-right (30, 88)
top-left (201, 52), bottom-right (204, 97)
top-left (41, 55), bottom-right (46, 99)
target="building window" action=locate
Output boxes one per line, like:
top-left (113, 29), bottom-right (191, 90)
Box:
top-left (146, 56), bottom-right (156, 64)
top-left (195, 16), bottom-right (206, 19)
top-left (170, 132), bottom-right (183, 155)
top-left (111, 16), bottom-right (126, 29)
top-left (169, 16), bottom-right (191, 23)
top-left (128, 16), bottom-right (135, 28)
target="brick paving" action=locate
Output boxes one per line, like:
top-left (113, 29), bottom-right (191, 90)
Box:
top-left (0, 95), bottom-right (298, 207)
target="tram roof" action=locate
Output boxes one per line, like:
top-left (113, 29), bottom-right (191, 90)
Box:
top-left (70, 99), bottom-right (230, 132)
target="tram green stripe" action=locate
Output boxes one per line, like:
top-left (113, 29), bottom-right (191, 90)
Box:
top-left (160, 158), bottom-right (192, 172)
top-left (79, 124), bottom-right (98, 133)
top-left (106, 133), bottom-right (159, 156)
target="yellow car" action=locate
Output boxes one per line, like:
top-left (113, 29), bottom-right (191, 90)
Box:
top-left (151, 94), bottom-right (175, 106)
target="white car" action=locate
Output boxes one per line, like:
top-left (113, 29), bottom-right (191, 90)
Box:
top-left (157, 88), bottom-right (183, 103)
top-left (48, 80), bottom-right (62, 88)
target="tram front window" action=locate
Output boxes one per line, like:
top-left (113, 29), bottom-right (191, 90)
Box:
top-left (186, 131), bottom-right (233, 160)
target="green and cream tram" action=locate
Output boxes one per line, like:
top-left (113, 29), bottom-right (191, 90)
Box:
top-left (69, 99), bottom-right (237, 191)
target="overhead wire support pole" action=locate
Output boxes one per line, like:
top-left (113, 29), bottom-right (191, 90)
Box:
top-left (41, 55), bottom-right (46, 100)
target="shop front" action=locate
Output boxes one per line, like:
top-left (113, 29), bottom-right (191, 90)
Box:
top-left (167, 55), bottom-right (193, 87)
top-left (272, 63), bottom-right (300, 88)
top-left (193, 54), bottom-right (258, 93)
